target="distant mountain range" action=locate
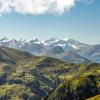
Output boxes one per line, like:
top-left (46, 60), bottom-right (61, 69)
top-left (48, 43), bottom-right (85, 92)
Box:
top-left (0, 37), bottom-right (100, 63)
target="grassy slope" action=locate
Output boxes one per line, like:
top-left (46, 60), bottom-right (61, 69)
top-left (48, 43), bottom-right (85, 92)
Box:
top-left (45, 64), bottom-right (100, 100)
top-left (0, 46), bottom-right (67, 99)
top-left (0, 46), bottom-right (100, 100)
top-left (87, 94), bottom-right (100, 100)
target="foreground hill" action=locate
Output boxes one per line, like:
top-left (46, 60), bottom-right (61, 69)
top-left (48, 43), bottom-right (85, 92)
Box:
top-left (0, 46), bottom-right (100, 100)
top-left (45, 73), bottom-right (100, 100)
top-left (87, 94), bottom-right (100, 100)
top-left (0, 46), bottom-right (67, 99)
top-left (45, 63), bottom-right (100, 100)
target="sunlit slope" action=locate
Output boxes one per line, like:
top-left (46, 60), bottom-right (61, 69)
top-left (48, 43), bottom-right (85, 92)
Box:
top-left (45, 64), bottom-right (100, 100)
top-left (0, 46), bottom-right (100, 100)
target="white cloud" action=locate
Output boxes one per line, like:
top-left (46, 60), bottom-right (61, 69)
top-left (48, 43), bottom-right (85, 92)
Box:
top-left (0, 0), bottom-right (93, 15)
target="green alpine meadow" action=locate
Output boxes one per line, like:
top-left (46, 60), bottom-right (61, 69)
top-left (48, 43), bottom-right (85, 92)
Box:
top-left (0, 46), bottom-right (99, 100)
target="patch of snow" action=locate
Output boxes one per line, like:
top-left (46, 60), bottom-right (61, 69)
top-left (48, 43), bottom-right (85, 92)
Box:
top-left (68, 44), bottom-right (79, 49)
top-left (34, 41), bottom-right (42, 44)
top-left (56, 44), bottom-right (66, 47)
top-left (48, 39), bottom-right (59, 44)
top-left (43, 42), bottom-right (49, 45)
top-left (63, 38), bottom-right (69, 41)
top-left (2, 40), bottom-right (10, 42)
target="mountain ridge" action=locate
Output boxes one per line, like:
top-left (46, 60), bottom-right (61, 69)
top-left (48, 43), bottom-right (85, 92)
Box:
top-left (0, 46), bottom-right (99, 100)
top-left (0, 37), bottom-right (100, 63)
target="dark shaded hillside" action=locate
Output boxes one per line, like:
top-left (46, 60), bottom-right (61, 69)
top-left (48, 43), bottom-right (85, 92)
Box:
top-left (45, 74), bottom-right (100, 100)
top-left (0, 46), bottom-right (32, 64)
top-left (45, 63), bottom-right (100, 100)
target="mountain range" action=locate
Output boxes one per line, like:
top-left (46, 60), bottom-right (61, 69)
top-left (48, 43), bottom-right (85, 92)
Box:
top-left (0, 37), bottom-right (100, 63)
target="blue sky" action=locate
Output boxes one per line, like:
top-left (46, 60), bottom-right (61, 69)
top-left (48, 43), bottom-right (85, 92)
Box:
top-left (0, 0), bottom-right (100, 44)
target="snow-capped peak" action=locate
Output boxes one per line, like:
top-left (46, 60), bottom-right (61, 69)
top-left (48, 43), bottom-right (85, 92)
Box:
top-left (0, 37), bottom-right (10, 42)
top-left (68, 44), bottom-right (79, 49)
top-left (45, 38), bottom-right (59, 43)
top-left (63, 38), bottom-right (69, 41)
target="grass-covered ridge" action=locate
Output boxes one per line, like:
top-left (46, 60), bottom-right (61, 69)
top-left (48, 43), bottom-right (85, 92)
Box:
top-left (0, 46), bottom-right (100, 100)
top-left (87, 94), bottom-right (100, 100)
top-left (45, 63), bottom-right (100, 100)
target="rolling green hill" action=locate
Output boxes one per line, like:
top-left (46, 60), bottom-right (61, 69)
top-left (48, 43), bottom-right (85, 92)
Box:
top-left (0, 46), bottom-right (100, 100)
top-left (0, 46), bottom-right (67, 99)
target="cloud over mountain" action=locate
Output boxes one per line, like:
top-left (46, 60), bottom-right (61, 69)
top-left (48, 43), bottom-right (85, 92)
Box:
top-left (0, 0), bottom-right (93, 15)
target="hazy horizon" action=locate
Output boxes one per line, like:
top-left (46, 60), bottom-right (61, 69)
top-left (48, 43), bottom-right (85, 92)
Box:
top-left (0, 35), bottom-right (99, 45)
